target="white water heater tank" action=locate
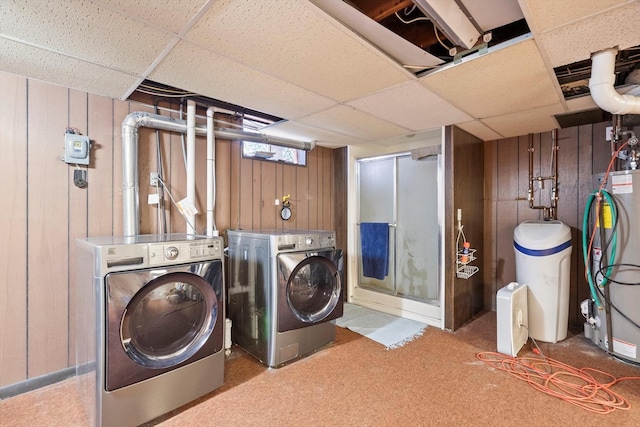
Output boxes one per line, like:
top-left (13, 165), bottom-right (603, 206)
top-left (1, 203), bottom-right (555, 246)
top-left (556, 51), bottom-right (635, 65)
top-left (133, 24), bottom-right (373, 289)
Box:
top-left (514, 220), bottom-right (572, 343)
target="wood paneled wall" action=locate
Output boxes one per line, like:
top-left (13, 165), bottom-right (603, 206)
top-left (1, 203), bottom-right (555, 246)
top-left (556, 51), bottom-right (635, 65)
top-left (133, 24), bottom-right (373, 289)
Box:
top-left (5, 70), bottom-right (629, 391)
top-left (0, 72), bottom-right (335, 390)
top-left (226, 134), bottom-right (334, 232)
top-left (483, 121), bottom-right (633, 327)
top-left (444, 127), bottom-right (485, 330)
top-left (1, 73), bottom-right (28, 387)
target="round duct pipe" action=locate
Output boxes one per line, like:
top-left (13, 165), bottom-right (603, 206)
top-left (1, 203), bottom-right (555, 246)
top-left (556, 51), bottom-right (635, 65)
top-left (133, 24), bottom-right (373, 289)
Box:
top-left (121, 112), bottom-right (315, 236)
top-left (215, 128), bottom-right (316, 151)
top-left (589, 48), bottom-right (640, 115)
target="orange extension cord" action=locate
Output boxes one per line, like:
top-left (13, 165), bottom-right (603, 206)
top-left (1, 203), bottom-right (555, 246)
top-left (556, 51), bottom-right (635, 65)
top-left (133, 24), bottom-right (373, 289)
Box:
top-left (477, 351), bottom-right (640, 414)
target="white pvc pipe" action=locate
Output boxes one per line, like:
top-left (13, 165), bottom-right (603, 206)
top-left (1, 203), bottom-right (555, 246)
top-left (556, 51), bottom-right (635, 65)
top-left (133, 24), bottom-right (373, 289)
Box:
top-left (186, 100), bottom-right (196, 235)
top-left (589, 48), bottom-right (640, 115)
top-left (206, 107), bottom-right (217, 237)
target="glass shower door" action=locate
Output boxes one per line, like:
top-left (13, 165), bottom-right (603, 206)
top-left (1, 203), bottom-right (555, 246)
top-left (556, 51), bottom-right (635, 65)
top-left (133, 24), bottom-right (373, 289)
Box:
top-left (357, 153), bottom-right (440, 306)
top-left (358, 156), bottom-right (395, 294)
top-left (396, 154), bottom-right (439, 303)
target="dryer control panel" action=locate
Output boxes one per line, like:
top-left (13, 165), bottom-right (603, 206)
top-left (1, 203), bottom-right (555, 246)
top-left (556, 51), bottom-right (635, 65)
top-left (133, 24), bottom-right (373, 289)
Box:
top-left (273, 231), bottom-right (335, 253)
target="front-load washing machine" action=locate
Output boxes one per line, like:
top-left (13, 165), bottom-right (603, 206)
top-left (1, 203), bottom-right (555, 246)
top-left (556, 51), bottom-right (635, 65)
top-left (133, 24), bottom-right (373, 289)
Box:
top-left (75, 234), bottom-right (224, 427)
top-left (227, 229), bottom-right (343, 367)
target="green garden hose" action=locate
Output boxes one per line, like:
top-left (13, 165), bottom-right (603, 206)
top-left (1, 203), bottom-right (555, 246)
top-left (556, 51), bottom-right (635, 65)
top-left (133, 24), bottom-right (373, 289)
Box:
top-left (582, 189), bottom-right (618, 308)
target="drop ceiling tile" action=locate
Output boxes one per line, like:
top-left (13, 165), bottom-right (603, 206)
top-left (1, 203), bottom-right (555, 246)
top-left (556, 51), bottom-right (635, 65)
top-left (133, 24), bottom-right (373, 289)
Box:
top-left (455, 120), bottom-right (503, 141)
top-left (421, 37), bottom-right (561, 118)
top-left (369, 129), bottom-right (443, 148)
top-left (565, 96), bottom-right (598, 113)
top-left (94, 0), bottom-right (208, 34)
top-left (297, 105), bottom-right (412, 141)
top-left (538, 3), bottom-right (640, 67)
top-left (0, 0), bottom-right (173, 74)
top-left (347, 81), bottom-right (472, 131)
top-left (462, 0), bottom-right (524, 32)
top-left (182, 0), bottom-right (412, 102)
top-left (518, 0), bottom-right (630, 33)
top-left (0, 38), bottom-right (138, 99)
top-left (310, 0), bottom-right (443, 69)
top-left (265, 120), bottom-right (363, 148)
top-left (480, 103), bottom-right (565, 138)
top-left (149, 41), bottom-right (336, 120)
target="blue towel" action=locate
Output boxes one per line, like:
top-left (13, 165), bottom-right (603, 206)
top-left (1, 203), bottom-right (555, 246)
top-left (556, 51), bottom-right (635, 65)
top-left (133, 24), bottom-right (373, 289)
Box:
top-left (360, 222), bottom-right (389, 280)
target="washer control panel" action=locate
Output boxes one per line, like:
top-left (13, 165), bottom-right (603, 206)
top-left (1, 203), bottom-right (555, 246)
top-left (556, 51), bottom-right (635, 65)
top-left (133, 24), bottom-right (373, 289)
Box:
top-left (148, 237), bottom-right (223, 266)
top-left (89, 234), bottom-right (224, 273)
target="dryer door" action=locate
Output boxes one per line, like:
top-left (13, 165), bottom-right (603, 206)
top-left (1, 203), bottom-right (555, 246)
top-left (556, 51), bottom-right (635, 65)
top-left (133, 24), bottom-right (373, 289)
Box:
top-left (119, 271), bottom-right (216, 368)
top-left (277, 249), bottom-right (343, 331)
top-left (105, 261), bottom-right (223, 391)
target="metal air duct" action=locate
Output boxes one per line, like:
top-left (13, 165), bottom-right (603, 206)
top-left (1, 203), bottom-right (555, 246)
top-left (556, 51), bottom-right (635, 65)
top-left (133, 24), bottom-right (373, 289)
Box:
top-left (122, 112), bottom-right (315, 236)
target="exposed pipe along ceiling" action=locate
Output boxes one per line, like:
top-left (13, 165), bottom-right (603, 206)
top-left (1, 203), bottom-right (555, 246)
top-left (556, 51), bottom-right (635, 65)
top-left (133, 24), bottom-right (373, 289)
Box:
top-left (590, 48), bottom-right (640, 116)
top-left (588, 47), bottom-right (640, 170)
top-left (121, 109), bottom-right (316, 237)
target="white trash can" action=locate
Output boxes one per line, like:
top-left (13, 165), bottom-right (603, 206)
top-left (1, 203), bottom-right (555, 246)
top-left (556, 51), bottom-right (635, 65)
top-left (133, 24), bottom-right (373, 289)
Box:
top-left (514, 220), bottom-right (572, 343)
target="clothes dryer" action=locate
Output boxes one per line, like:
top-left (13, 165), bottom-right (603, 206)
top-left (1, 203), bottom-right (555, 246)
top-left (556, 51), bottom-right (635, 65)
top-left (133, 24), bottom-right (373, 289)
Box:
top-left (228, 229), bottom-right (343, 367)
top-left (75, 234), bottom-right (224, 427)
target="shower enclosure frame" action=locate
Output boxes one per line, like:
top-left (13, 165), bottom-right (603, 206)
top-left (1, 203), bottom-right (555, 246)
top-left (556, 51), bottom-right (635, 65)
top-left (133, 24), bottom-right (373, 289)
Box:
top-left (347, 148), bottom-right (444, 328)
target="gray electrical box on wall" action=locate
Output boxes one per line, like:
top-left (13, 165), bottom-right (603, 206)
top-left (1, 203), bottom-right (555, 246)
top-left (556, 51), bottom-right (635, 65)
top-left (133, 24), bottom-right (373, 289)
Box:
top-left (64, 133), bottom-right (91, 165)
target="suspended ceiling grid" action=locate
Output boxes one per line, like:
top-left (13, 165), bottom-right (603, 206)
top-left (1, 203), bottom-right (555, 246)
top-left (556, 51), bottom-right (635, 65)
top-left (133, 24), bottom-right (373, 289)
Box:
top-left (1, 0), bottom-right (640, 146)
top-left (519, 0), bottom-right (640, 114)
top-left (521, 0), bottom-right (639, 58)
top-left (419, 36), bottom-right (565, 138)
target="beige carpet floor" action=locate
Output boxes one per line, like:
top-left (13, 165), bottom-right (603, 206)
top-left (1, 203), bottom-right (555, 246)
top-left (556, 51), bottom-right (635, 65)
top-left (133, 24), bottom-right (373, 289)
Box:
top-left (2, 311), bottom-right (639, 426)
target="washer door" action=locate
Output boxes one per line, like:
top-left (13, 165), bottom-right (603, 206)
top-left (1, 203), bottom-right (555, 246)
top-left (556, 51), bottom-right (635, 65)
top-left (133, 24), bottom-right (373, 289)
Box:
top-left (278, 250), bottom-right (343, 331)
top-left (120, 271), bottom-right (216, 368)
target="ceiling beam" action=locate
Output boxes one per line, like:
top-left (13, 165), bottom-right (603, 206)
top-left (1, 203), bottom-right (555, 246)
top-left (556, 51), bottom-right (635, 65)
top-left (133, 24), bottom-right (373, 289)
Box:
top-left (349, 0), bottom-right (414, 22)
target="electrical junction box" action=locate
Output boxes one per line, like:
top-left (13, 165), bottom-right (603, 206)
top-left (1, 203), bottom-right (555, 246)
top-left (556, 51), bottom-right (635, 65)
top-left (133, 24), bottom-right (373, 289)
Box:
top-left (64, 133), bottom-right (91, 165)
top-left (496, 282), bottom-right (528, 357)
